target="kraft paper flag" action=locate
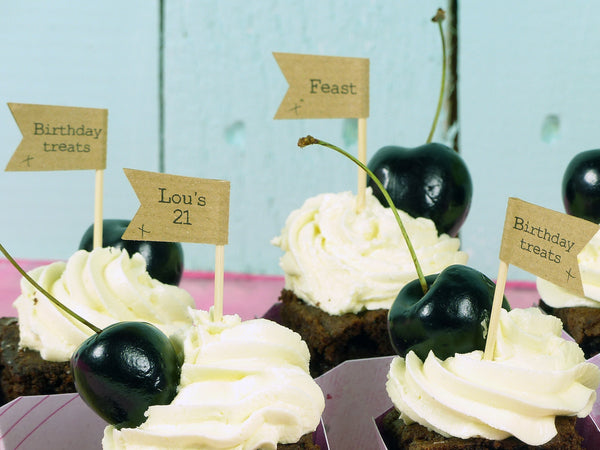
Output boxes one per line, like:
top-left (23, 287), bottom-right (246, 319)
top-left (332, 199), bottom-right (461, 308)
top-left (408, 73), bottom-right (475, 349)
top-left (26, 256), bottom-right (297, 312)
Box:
top-left (273, 52), bottom-right (369, 119)
top-left (5, 103), bottom-right (108, 171)
top-left (500, 197), bottom-right (599, 296)
top-left (122, 169), bottom-right (230, 245)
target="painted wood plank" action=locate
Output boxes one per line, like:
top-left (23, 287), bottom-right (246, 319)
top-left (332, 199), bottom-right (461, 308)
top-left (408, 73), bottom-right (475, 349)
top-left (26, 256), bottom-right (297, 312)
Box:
top-left (163, 0), bottom-right (450, 273)
top-left (0, 1), bottom-right (159, 262)
top-left (458, 1), bottom-right (600, 280)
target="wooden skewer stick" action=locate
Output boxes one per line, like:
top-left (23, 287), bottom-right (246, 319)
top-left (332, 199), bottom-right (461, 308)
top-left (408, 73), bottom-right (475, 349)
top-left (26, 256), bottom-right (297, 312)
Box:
top-left (213, 244), bottom-right (225, 322)
top-left (483, 260), bottom-right (509, 360)
top-left (93, 169), bottom-right (104, 249)
top-left (356, 117), bottom-right (367, 212)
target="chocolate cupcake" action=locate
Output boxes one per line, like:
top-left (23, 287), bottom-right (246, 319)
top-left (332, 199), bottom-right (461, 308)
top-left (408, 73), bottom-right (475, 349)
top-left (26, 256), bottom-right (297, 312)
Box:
top-left (0, 247), bottom-right (195, 404)
top-left (272, 189), bottom-right (468, 376)
top-left (381, 308), bottom-right (599, 449)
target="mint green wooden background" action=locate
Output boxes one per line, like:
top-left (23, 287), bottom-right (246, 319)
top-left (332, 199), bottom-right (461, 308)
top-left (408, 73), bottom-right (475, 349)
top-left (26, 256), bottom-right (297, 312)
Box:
top-left (1, 1), bottom-right (597, 281)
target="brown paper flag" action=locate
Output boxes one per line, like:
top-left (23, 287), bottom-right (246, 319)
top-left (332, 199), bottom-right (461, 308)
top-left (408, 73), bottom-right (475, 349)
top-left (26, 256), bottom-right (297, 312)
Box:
top-left (499, 197), bottom-right (599, 296)
top-left (273, 52), bottom-right (369, 119)
top-left (5, 103), bottom-right (108, 171)
top-left (122, 169), bottom-right (230, 245)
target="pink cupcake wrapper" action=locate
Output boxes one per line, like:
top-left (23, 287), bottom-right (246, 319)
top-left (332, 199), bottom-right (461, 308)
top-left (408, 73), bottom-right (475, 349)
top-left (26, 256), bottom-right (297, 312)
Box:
top-left (0, 394), bottom-right (329, 449)
top-left (314, 353), bottom-right (600, 450)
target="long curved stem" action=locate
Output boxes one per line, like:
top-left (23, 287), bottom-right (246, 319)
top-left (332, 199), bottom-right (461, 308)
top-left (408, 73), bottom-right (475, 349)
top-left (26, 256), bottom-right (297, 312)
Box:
top-left (426, 9), bottom-right (447, 144)
top-left (298, 136), bottom-right (428, 295)
top-left (0, 243), bottom-right (102, 334)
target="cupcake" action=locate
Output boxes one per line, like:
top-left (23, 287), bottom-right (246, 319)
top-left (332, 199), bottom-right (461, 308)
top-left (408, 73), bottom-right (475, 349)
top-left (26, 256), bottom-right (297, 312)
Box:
top-left (102, 308), bottom-right (325, 449)
top-left (271, 188), bottom-right (468, 376)
top-left (381, 307), bottom-right (600, 449)
top-left (0, 247), bottom-right (195, 404)
top-left (538, 229), bottom-right (600, 358)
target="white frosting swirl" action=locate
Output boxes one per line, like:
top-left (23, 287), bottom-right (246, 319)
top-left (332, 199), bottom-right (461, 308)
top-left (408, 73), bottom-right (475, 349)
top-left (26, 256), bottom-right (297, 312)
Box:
top-left (272, 189), bottom-right (468, 314)
top-left (537, 229), bottom-right (600, 308)
top-left (102, 309), bottom-right (324, 450)
top-left (13, 247), bottom-right (195, 361)
top-left (386, 308), bottom-right (600, 446)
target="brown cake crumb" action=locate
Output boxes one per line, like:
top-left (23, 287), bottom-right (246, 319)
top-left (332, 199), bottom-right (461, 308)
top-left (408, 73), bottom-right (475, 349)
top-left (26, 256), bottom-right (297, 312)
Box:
top-left (278, 289), bottom-right (394, 377)
top-left (0, 317), bottom-right (75, 405)
top-left (538, 300), bottom-right (600, 359)
top-left (278, 432), bottom-right (320, 449)
top-left (380, 409), bottom-right (584, 450)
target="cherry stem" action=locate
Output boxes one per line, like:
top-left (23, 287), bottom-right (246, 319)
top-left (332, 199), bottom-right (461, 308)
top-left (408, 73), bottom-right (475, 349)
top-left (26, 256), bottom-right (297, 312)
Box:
top-left (298, 136), bottom-right (429, 295)
top-left (426, 8), bottom-right (446, 144)
top-left (0, 243), bottom-right (102, 334)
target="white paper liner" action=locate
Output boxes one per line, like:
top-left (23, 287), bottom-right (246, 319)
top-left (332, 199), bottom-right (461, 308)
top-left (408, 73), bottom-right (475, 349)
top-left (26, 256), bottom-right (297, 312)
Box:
top-left (0, 395), bottom-right (329, 449)
top-left (0, 394), bottom-right (105, 450)
top-left (315, 356), bottom-right (395, 449)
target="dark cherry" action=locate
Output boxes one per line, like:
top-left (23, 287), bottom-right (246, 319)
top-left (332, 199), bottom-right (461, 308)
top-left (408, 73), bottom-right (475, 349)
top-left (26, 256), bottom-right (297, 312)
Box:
top-left (367, 143), bottom-right (472, 236)
top-left (79, 219), bottom-right (184, 285)
top-left (562, 149), bottom-right (600, 223)
top-left (71, 321), bottom-right (181, 429)
top-left (366, 10), bottom-right (472, 237)
top-left (388, 264), bottom-right (510, 361)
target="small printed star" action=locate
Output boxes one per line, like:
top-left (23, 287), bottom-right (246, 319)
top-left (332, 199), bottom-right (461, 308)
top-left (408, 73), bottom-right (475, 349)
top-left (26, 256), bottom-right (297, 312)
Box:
top-left (565, 267), bottom-right (576, 283)
top-left (288, 99), bottom-right (304, 115)
top-left (138, 224), bottom-right (150, 238)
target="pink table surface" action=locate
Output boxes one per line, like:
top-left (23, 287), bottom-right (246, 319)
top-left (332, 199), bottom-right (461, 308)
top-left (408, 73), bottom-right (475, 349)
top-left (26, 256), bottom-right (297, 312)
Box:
top-left (0, 259), bottom-right (286, 321)
top-left (0, 258), bottom-right (539, 319)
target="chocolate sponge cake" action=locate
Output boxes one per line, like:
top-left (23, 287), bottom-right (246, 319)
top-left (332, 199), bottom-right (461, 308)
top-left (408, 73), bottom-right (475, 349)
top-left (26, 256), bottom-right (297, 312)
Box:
top-left (379, 409), bottom-right (584, 450)
top-left (278, 433), bottom-right (320, 449)
top-left (538, 299), bottom-right (600, 359)
top-left (279, 289), bottom-right (394, 377)
top-left (0, 317), bottom-right (75, 405)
